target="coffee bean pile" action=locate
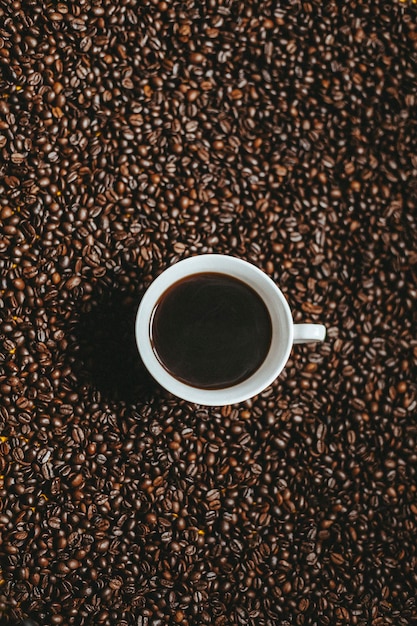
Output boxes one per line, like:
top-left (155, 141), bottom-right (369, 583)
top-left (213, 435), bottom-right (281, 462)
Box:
top-left (1, 1), bottom-right (417, 624)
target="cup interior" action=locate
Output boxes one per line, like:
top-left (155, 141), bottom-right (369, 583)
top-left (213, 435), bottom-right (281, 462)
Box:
top-left (135, 255), bottom-right (293, 405)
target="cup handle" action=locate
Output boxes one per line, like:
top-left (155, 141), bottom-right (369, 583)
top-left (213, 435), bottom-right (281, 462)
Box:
top-left (293, 324), bottom-right (326, 344)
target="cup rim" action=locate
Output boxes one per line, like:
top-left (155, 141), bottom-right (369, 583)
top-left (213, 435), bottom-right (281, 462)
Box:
top-left (135, 254), bottom-right (293, 405)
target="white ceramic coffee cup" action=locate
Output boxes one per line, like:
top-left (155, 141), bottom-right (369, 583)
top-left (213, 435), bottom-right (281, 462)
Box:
top-left (135, 254), bottom-right (326, 405)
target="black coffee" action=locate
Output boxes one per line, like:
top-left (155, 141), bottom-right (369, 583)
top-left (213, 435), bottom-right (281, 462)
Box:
top-left (150, 272), bottom-right (272, 389)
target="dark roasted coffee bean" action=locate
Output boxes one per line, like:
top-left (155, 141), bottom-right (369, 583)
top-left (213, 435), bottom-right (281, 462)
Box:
top-left (1, 2), bottom-right (416, 625)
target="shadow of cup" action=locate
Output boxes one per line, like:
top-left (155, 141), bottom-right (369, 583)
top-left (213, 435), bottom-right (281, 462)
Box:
top-left (69, 288), bottom-right (154, 404)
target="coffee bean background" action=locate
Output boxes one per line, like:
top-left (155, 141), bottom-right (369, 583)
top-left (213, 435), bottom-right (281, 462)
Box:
top-left (1, 1), bottom-right (417, 625)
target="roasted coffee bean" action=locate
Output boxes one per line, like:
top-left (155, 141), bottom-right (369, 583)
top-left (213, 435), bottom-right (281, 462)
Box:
top-left (1, 1), bottom-right (416, 625)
